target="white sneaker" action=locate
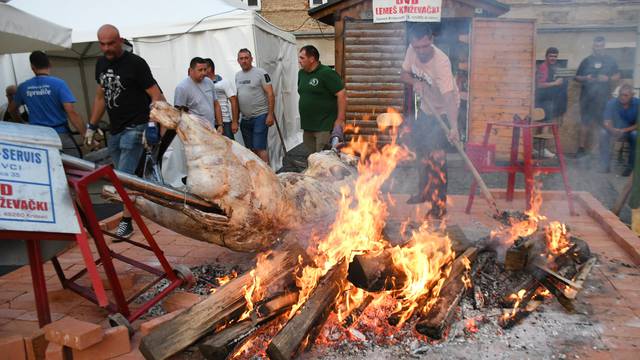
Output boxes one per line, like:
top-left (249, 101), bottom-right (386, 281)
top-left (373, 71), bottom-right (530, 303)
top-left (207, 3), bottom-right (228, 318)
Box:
top-left (542, 149), bottom-right (556, 158)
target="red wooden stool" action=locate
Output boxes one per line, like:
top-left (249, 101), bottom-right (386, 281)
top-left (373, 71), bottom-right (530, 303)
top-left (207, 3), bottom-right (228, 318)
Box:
top-left (465, 121), bottom-right (575, 215)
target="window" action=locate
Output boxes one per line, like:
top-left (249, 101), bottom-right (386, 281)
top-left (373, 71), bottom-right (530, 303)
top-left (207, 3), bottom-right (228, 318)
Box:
top-left (240, 0), bottom-right (261, 10)
top-left (309, 0), bottom-right (329, 8)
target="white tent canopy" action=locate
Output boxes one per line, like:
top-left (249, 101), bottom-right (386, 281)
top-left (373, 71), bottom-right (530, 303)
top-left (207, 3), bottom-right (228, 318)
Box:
top-left (5, 0), bottom-right (302, 169)
top-left (0, 2), bottom-right (71, 54)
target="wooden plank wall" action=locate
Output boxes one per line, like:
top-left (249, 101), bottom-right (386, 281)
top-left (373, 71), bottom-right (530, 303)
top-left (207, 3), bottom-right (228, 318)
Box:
top-left (468, 19), bottom-right (535, 158)
top-left (343, 20), bottom-right (406, 144)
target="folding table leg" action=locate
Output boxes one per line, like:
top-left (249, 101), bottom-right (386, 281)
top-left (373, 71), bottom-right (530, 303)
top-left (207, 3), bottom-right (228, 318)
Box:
top-left (465, 180), bottom-right (478, 214)
top-left (551, 124), bottom-right (576, 215)
top-left (522, 127), bottom-right (534, 211)
top-left (26, 240), bottom-right (51, 327)
top-left (507, 126), bottom-right (521, 202)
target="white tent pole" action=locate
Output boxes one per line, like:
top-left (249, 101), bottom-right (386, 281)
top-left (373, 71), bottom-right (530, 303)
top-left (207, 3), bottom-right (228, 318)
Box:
top-left (8, 54), bottom-right (18, 85)
top-left (78, 43), bottom-right (94, 119)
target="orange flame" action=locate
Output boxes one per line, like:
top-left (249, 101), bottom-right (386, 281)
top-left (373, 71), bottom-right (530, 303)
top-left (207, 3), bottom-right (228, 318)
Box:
top-left (490, 181), bottom-right (546, 248)
top-left (545, 221), bottom-right (571, 257)
top-left (501, 289), bottom-right (526, 322)
top-left (288, 108), bottom-right (454, 328)
top-left (461, 256), bottom-right (472, 289)
top-left (239, 252), bottom-right (271, 321)
top-left (389, 225), bottom-right (454, 325)
top-left (216, 270), bottom-right (237, 287)
top-left (289, 111), bottom-right (412, 319)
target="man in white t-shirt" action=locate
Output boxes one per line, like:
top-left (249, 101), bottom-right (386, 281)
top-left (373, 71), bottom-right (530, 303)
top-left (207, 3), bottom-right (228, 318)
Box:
top-left (400, 23), bottom-right (460, 220)
top-left (204, 58), bottom-right (239, 140)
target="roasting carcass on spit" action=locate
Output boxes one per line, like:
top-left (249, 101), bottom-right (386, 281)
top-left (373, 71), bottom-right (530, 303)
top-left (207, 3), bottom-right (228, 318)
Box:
top-left (104, 101), bottom-right (357, 252)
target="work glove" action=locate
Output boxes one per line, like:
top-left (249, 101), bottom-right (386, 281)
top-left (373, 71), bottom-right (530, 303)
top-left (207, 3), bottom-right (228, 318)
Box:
top-left (84, 124), bottom-right (104, 146)
top-left (143, 122), bottom-right (160, 148)
top-left (330, 124), bottom-right (344, 142)
top-left (329, 124), bottom-right (344, 150)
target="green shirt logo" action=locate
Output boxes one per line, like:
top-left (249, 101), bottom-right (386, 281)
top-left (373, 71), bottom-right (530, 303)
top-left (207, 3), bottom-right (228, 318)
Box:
top-left (309, 78), bottom-right (319, 86)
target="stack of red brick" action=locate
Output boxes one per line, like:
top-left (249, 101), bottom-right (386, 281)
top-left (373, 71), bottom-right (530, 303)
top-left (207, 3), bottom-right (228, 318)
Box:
top-left (0, 317), bottom-right (129, 360)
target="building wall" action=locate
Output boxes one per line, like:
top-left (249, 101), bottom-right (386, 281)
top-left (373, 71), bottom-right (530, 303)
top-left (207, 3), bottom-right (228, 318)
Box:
top-left (500, 0), bottom-right (640, 153)
top-left (259, 0), bottom-right (336, 66)
top-left (500, 0), bottom-right (640, 69)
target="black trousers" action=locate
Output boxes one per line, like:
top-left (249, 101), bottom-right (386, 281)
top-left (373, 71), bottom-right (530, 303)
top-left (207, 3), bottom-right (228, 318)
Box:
top-left (403, 110), bottom-right (448, 218)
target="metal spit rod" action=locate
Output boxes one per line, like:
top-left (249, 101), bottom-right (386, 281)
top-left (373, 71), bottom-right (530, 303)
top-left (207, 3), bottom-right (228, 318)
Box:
top-left (61, 154), bottom-right (216, 209)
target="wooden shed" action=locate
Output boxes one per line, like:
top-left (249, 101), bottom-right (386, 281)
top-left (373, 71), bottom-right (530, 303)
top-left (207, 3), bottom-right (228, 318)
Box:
top-left (309, 0), bottom-right (537, 157)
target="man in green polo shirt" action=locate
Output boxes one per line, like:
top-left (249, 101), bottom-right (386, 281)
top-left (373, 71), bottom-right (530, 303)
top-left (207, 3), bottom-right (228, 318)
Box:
top-left (297, 45), bottom-right (346, 154)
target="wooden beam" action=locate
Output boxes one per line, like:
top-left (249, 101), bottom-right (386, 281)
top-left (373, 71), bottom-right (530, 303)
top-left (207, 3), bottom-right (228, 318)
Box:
top-left (139, 244), bottom-right (304, 360)
top-left (199, 292), bottom-right (298, 360)
top-left (267, 262), bottom-right (348, 360)
top-left (612, 175), bottom-right (633, 215)
top-left (415, 270), bottom-right (466, 339)
top-left (564, 257), bottom-right (596, 299)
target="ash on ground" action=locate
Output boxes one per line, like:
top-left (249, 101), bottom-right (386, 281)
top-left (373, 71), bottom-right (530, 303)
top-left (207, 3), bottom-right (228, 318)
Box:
top-left (135, 263), bottom-right (244, 320)
top-left (302, 251), bottom-right (616, 360)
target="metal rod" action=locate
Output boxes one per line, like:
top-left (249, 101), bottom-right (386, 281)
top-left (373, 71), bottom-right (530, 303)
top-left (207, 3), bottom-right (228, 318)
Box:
top-left (418, 96), bottom-right (501, 216)
top-left (61, 154), bottom-right (216, 209)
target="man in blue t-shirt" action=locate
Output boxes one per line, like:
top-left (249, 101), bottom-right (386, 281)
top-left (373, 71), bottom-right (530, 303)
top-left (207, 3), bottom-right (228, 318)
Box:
top-left (598, 83), bottom-right (638, 176)
top-left (10, 51), bottom-right (86, 157)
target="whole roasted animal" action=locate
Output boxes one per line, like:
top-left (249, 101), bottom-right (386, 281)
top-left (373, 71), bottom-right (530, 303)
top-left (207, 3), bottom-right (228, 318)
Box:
top-left (105, 101), bottom-right (357, 252)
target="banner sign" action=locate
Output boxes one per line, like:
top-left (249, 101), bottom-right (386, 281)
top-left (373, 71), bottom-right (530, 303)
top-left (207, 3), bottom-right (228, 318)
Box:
top-left (0, 123), bottom-right (80, 234)
top-left (373, 0), bottom-right (442, 23)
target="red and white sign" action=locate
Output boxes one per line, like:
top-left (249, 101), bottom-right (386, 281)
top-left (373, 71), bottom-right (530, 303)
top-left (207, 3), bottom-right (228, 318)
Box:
top-left (373, 0), bottom-right (442, 23)
top-left (0, 123), bottom-right (80, 234)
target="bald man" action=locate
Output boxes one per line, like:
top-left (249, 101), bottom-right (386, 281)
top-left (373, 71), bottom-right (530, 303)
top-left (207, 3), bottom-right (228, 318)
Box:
top-left (86, 24), bottom-right (165, 238)
top-left (2, 85), bottom-right (24, 123)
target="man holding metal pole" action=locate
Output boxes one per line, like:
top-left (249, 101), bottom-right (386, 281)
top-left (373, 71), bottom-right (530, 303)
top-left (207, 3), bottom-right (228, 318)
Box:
top-left (400, 23), bottom-right (460, 220)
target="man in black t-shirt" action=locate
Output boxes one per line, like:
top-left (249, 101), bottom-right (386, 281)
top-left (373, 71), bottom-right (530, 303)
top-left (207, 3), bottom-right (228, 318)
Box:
top-left (85, 24), bottom-right (166, 238)
top-left (575, 36), bottom-right (620, 158)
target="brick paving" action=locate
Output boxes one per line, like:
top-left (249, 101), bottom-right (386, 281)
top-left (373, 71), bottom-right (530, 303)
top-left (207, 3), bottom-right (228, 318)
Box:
top-left (0, 191), bottom-right (638, 359)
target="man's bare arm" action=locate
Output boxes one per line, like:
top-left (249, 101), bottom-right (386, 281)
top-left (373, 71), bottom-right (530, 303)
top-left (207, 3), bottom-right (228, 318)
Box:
top-left (145, 84), bottom-right (166, 102)
top-left (88, 86), bottom-right (106, 127)
top-left (230, 95), bottom-right (239, 132)
top-left (214, 100), bottom-right (223, 126)
top-left (400, 70), bottom-right (421, 87)
top-left (335, 89), bottom-right (346, 128)
top-left (7, 102), bottom-right (21, 122)
top-left (442, 90), bottom-right (459, 133)
top-left (262, 83), bottom-right (275, 126)
top-left (63, 103), bottom-right (86, 136)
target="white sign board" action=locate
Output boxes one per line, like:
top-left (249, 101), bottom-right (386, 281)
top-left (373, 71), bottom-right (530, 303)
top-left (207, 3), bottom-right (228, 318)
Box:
top-left (373, 0), bottom-right (443, 23)
top-left (0, 123), bottom-right (80, 234)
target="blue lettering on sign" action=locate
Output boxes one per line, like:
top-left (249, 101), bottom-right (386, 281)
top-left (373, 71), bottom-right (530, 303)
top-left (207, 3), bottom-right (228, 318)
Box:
top-left (1, 148), bottom-right (42, 164)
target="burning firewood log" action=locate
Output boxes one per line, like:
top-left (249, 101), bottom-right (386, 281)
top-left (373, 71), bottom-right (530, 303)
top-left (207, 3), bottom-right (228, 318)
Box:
top-left (388, 247), bottom-right (478, 327)
top-left (504, 234), bottom-right (543, 271)
top-left (415, 248), bottom-right (489, 339)
top-left (564, 257), bottom-right (596, 299)
top-left (348, 224), bottom-right (480, 292)
top-left (348, 250), bottom-right (404, 292)
top-left (198, 292), bottom-right (299, 360)
top-left (341, 294), bottom-right (375, 327)
top-left (139, 241), bottom-right (306, 360)
top-left (267, 261), bottom-right (348, 360)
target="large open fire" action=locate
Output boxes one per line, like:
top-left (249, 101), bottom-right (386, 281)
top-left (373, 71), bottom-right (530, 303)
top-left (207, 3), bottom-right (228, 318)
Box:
top-left (220, 110), bottom-right (589, 360)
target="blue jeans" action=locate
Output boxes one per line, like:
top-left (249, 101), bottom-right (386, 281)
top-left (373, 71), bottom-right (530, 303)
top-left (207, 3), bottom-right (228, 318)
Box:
top-left (107, 123), bottom-right (146, 174)
top-left (599, 128), bottom-right (637, 169)
top-left (240, 113), bottom-right (268, 150)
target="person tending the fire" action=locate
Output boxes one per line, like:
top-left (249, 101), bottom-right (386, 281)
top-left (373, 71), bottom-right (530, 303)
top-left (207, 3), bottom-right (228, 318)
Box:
top-left (400, 23), bottom-right (460, 220)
